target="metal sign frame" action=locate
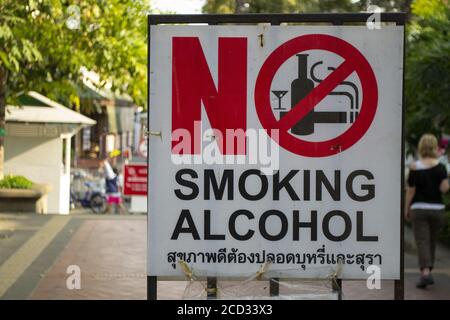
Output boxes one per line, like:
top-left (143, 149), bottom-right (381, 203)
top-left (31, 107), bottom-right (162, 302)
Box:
top-left (147, 13), bottom-right (406, 300)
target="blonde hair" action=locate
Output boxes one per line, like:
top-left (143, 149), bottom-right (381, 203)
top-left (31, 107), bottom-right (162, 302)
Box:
top-left (418, 134), bottom-right (438, 158)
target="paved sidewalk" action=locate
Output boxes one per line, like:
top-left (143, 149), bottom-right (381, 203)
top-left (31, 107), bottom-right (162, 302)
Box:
top-left (0, 213), bottom-right (147, 300)
top-left (30, 218), bottom-right (146, 299)
top-left (1, 212), bottom-right (449, 300)
top-left (342, 225), bottom-right (450, 300)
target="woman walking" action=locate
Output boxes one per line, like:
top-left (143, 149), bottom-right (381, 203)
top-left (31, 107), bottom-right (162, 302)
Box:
top-left (406, 134), bottom-right (449, 289)
top-left (102, 159), bottom-right (127, 215)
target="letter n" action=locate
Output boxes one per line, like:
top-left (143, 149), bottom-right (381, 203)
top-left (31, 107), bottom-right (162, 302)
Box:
top-left (172, 37), bottom-right (247, 155)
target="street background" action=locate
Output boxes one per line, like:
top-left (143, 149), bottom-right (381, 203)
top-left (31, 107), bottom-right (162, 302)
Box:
top-left (1, 0), bottom-right (450, 301)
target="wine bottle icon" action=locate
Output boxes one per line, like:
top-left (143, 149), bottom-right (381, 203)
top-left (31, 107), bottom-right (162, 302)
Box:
top-left (282, 54), bottom-right (315, 135)
top-left (278, 54), bottom-right (348, 136)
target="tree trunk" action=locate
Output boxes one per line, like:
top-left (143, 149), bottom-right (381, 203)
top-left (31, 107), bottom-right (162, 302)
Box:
top-left (0, 67), bottom-right (7, 180)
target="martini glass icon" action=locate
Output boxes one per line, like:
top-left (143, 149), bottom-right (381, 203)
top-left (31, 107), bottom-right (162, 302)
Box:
top-left (272, 90), bottom-right (288, 110)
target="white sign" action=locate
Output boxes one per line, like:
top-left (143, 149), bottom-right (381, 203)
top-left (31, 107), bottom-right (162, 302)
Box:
top-left (149, 25), bottom-right (403, 279)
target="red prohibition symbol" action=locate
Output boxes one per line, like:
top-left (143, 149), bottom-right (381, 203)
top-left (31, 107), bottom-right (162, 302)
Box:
top-left (254, 34), bottom-right (378, 157)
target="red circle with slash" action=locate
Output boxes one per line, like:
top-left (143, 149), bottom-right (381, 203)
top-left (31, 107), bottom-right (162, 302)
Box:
top-left (254, 34), bottom-right (378, 157)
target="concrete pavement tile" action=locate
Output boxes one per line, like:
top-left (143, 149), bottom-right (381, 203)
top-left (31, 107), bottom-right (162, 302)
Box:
top-left (0, 215), bottom-right (70, 298)
top-left (2, 218), bottom-right (83, 300)
top-left (405, 273), bottom-right (450, 300)
top-left (30, 218), bottom-right (147, 300)
top-left (0, 213), bottom-right (52, 265)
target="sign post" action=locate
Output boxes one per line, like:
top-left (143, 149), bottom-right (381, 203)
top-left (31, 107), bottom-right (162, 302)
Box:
top-left (148, 13), bottom-right (405, 300)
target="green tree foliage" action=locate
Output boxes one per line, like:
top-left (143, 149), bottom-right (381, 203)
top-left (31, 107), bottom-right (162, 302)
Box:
top-left (405, 0), bottom-right (450, 146)
top-left (202, 0), bottom-right (298, 13)
top-left (0, 0), bottom-right (150, 177)
top-left (203, 0), bottom-right (412, 14)
top-left (1, 0), bottom-right (149, 108)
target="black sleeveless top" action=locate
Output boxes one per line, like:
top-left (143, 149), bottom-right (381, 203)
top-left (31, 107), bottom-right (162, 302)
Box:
top-left (408, 162), bottom-right (448, 205)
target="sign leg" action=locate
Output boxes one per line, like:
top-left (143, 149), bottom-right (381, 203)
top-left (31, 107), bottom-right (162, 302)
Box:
top-left (395, 19), bottom-right (406, 302)
top-left (147, 276), bottom-right (157, 300)
top-left (332, 278), bottom-right (343, 300)
top-left (269, 278), bottom-right (279, 297)
top-left (394, 279), bottom-right (404, 300)
top-left (207, 277), bottom-right (217, 299)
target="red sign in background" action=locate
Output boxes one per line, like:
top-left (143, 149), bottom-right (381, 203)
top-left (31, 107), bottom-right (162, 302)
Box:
top-left (123, 164), bottom-right (148, 196)
top-left (255, 34), bottom-right (378, 158)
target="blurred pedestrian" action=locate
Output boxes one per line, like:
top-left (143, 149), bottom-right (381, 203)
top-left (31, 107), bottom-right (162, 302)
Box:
top-left (103, 158), bottom-right (127, 214)
top-left (405, 133), bottom-right (450, 289)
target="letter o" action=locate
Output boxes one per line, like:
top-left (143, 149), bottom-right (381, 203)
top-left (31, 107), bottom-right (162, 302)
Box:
top-left (238, 169), bottom-right (268, 200)
top-left (322, 210), bottom-right (352, 241)
top-left (259, 210), bottom-right (288, 241)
